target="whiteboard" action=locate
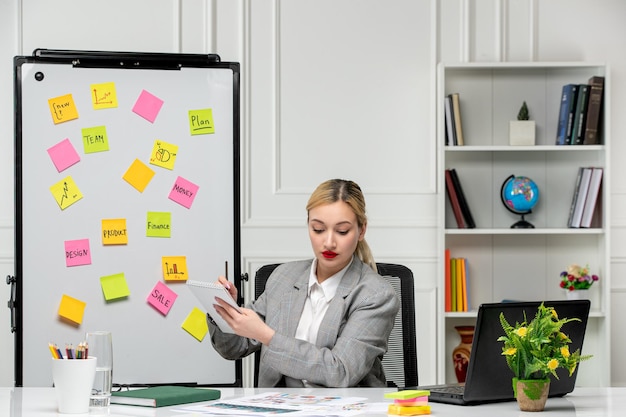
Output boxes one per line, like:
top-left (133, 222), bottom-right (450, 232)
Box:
top-left (14, 51), bottom-right (241, 387)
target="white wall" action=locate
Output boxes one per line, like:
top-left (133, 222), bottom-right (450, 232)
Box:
top-left (1, 0), bottom-right (625, 387)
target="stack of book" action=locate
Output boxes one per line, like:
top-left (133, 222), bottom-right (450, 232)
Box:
top-left (444, 168), bottom-right (475, 229)
top-left (567, 167), bottom-right (603, 228)
top-left (385, 390), bottom-right (431, 416)
top-left (555, 76), bottom-right (605, 145)
top-left (444, 249), bottom-right (470, 312)
top-left (444, 92), bottom-right (464, 146)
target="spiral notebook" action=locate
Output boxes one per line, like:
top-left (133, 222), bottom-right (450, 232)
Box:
top-left (186, 280), bottom-right (242, 334)
top-left (411, 300), bottom-right (591, 406)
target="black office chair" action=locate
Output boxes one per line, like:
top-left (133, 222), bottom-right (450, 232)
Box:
top-left (252, 262), bottom-right (418, 388)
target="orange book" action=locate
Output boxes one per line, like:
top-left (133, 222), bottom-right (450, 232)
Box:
top-left (445, 249), bottom-right (451, 312)
top-left (455, 258), bottom-right (463, 312)
top-left (460, 258), bottom-right (467, 312)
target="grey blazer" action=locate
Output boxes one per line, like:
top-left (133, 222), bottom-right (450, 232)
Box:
top-left (209, 257), bottom-right (400, 387)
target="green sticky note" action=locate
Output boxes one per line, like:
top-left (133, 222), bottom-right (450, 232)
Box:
top-left (188, 108), bottom-right (215, 135)
top-left (384, 390), bottom-right (430, 400)
top-left (100, 273), bottom-right (130, 301)
top-left (146, 212), bottom-right (171, 238)
top-left (82, 125), bottom-right (110, 153)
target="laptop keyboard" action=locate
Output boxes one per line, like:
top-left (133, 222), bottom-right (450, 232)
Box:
top-left (432, 385), bottom-right (465, 395)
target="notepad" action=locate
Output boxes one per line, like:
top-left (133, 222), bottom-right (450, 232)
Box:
top-left (111, 385), bottom-right (220, 407)
top-left (186, 280), bottom-right (242, 334)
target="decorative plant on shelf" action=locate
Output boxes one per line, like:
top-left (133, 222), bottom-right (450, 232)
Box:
top-left (509, 101), bottom-right (535, 145)
top-left (498, 303), bottom-right (592, 411)
top-left (560, 264), bottom-right (599, 291)
top-left (517, 101), bottom-right (530, 120)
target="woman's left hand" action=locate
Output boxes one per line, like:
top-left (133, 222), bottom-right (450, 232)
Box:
top-left (213, 299), bottom-right (275, 345)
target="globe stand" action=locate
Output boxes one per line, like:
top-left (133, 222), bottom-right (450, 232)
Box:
top-left (511, 212), bottom-right (535, 229)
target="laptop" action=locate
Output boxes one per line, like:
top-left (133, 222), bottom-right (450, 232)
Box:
top-left (413, 300), bottom-right (591, 406)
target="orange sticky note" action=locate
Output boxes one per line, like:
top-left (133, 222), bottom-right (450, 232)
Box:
top-left (91, 82), bottom-right (118, 109)
top-left (100, 273), bottom-right (130, 301)
top-left (58, 294), bottom-right (87, 324)
top-left (48, 93), bottom-right (79, 124)
top-left (101, 218), bottom-right (128, 245)
top-left (162, 256), bottom-right (187, 281)
top-left (182, 307), bottom-right (209, 342)
top-left (388, 404), bottom-right (431, 415)
top-left (123, 159), bottom-right (155, 192)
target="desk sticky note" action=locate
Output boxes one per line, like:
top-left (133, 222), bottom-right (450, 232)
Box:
top-left (47, 139), bottom-right (80, 172)
top-left (149, 140), bottom-right (178, 170)
top-left (122, 159), bottom-right (155, 192)
top-left (384, 390), bottom-right (430, 400)
top-left (48, 93), bottom-right (79, 124)
top-left (132, 89), bottom-right (163, 123)
top-left (188, 108), bottom-right (215, 135)
top-left (64, 238), bottom-right (91, 267)
top-left (82, 125), bottom-right (109, 153)
top-left (146, 212), bottom-right (171, 238)
top-left (58, 294), bottom-right (87, 324)
top-left (162, 256), bottom-right (187, 281)
top-left (91, 82), bottom-right (118, 109)
top-left (147, 281), bottom-right (177, 315)
top-left (100, 273), bottom-right (130, 301)
top-left (182, 307), bottom-right (209, 342)
top-left (102, 218), bottom-right (128, 245)
top-left (50, 176), bottom-right (83, 210)
top-left (387, 404), bottom-right (431, 416)
top-left (168, 176), bottom-right (199, 209)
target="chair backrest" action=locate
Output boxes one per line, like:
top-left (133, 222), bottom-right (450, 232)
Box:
top-left (252, 262), bottom-right (418, 388)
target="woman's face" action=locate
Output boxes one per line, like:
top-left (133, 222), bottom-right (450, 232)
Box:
top-left (308, 201), bottom-right (366, 281)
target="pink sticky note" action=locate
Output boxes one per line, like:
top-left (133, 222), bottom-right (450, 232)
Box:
top-left (47, 138), bottom-right (81, 172)
top-left (64, 239), bottom-right (92, 267)
top-left (132, 90), bottom-right (164, 123)
top-left (147, 281), bottom-right (177, 315)
top-left (168, 176), bottom-right (199, 209)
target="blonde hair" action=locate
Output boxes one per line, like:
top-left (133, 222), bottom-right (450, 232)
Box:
top-left (306, 179), bottom-right (376, 272)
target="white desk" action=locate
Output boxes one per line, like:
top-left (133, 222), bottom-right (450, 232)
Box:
top-left (2, 387), bottom-right (625, 416)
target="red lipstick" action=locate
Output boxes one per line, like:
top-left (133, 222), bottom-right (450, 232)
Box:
top-left (322, 251), bottom-right (337, 259)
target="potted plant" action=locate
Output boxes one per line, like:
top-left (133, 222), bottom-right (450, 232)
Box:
top-left (498, 303), bottom-right (592, 411)
top-left (509, 101), bottom-right (536, 145)
top-left (560, 264), bottom-right (599, 300)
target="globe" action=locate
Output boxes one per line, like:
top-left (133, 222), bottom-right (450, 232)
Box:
top-left (500, 175), bottom-right (539, 228)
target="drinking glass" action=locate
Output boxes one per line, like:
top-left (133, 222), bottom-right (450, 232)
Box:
top-left (86, 331), bottom-right (113, 407)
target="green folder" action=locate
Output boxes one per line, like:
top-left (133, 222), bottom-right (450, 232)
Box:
top-left (111, 385), bottom-right (220, 407)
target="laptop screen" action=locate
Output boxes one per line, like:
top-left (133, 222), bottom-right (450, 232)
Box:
top-left (463, 300), bottom-right (591, 403)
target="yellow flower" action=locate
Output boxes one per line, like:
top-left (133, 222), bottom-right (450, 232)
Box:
top-left (547, 359), bottom-right (559, 371)
top-left (503, 348), bottom-right (517, 356)
top-left (551, 309), bottom-right (558, 320)
top-left (514, 327), bottom-right (528, 337)
top-left (561, 346), bottom-right (570, 358)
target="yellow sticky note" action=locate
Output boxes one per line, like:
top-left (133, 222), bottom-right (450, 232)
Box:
top-left (123, 159), bottom-right (155, 192)
top-left (146, 212), bottom-right (171, 238)
top-left (102, 218), bottom-right (128, 245)
top-left (58, 294), bottom-right (87, 324)
top-left (385, 390), bottom-right (430, 400)
top-left (91, 82), bottom-right (118, 109)
top-left (48, 93), bottom-right (79, 124)
top-left (149, 140), bottom-right (178, 170)
top-left (100, 273), bottom-right (130, 301)
top-left (82, 125), bottom-right (109, 153)
top-left (162, 256), bottom-right (187, 281)
top-left (387, 404), bottom-right (431, 416)
top-left (50, 176), bottom-right (83, 210)
top-left (188, 108), bottom-right (215, 135)
top-left (182, 307), bottom-right (209, 342)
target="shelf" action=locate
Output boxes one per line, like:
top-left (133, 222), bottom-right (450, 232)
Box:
top-left (445, 228), bottom-right (604, 235)
top-left (445, 145), bottom-right (604, 152)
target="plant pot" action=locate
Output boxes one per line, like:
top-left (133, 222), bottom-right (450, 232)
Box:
top-left (452, 325), bottom-right (474, 383)
top-left (566, 289), bottom-right (589, 300)
top-left (509, 120), bottom-right (536, 146)
top-left (513, 378), bottom-right (550, 412)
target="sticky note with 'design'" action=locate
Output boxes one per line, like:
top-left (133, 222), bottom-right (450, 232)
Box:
top-left (182, 307), bottom-right (209, 342)
top-left (64, 238), bottom-right (91, 267)
top-left (58, 294), bottom-right (87, 325)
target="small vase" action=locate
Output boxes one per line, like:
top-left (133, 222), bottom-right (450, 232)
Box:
top-left (452, 325), bottom-right (474, 383)
top-left (513, 378), bottom-right (550, 412)
top-left (566, 289), bottom-right (589, 300)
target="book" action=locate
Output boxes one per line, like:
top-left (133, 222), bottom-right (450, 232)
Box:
top-left (455, 258), bottom-right (463, 312)
top-left (450, 257), bottom-right (457, 312)
top-left (571, 84), bottom-right (590, 145)
top-left (444, 95), bottom-right (457, 146)
top-left (445, 169), bottom-right (465, 228)
top-left (444, 249), bottom-right (451, 312)
top-left (555, 84), bottom-right (578, 145)
top-left (568, 167), bottom-right (593, 228)
top-left (580, 167), bottom-right (603, 228)
top-left (111, 385), bottom-right (221, 407)
top-left (583, 76), bottom-right (605, 145)
top-left (451, 93), bottom-right (464, 146)
top-left (186, 280), bottom-right (242, 334)
top-left (449, 168), bottom-right (476, 228)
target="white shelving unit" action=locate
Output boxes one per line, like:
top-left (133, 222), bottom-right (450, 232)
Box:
top-left (436, 62), bottom-right (610, 387)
